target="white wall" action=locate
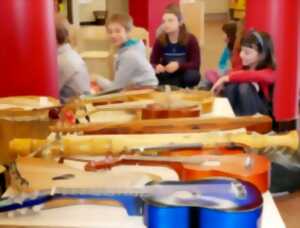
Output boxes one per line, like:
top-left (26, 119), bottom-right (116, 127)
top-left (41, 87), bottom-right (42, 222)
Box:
top-left (79, 0), bottom-right (106, 22)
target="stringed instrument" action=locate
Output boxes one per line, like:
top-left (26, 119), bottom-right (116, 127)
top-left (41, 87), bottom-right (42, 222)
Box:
top-left (10, 157), bottom-right (160, 192)
top-left (49, 115), bottom-right (273, 134)
top-left (143, 179), bottom-right (263, 228)
top-left (0, 96), bottom-right (60, 119)
top-left (140, 87), bottom-right (203, 119)
top-left (1, 159), bottom-right (263, 228)
top-left (149, 88), bottom-right (214, 113)
top-left (83, 151), bottom-right (270, 192)
top-left (141, 103), bottom-right (200, 119)
top-left (78, 88), bottom-right (213, 110)
top-left (77, 89), bottom-right (155, 105)
top-left (52, 89), bottom-right (214, 126)
top-left (0, 96), bottom-right (60, 164)
top-left (63, 87), bottom-right (211, 119)
top-left (9, 130), bottom-right (298, 157)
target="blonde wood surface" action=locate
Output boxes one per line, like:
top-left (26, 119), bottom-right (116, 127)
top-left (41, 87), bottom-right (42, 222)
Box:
top-left (0, 96), bottom-right (59, 119)
top-left (0, 96), bottom-right (59, 165)
top-left (10, 130), bottom-right (298, 157)
top-left (13, 157), bottom-right (160, 193)
top-left (0, 120), bottom-right (52, 163)
top-left (79, 89), bottom-right (155, 104)
top-left (50, 115), bottom-right (272, 134)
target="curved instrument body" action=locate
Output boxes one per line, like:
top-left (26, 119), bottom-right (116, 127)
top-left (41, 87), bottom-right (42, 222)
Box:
top-left (149, 89), bottom-right (214, 114)
top-left (143, 178), bottom-right (263, 228)
top-left (169, 149), bottom-right (270, 193)
top-left (0, 96), bottom-right (59, 164)
top-left (0, 96), bottom-right (60, 118)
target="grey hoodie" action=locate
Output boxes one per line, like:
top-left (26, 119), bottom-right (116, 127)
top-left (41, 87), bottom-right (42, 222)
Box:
top-left (109, 40), bottom-right (158, 90)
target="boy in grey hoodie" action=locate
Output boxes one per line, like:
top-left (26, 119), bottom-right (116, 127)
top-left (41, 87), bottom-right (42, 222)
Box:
top-left (98, 13), bottom-right (158, 91)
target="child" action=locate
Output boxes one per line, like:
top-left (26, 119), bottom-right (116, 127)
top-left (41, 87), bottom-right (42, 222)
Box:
top-left (98, 13), bottom-right (158, 91)
top-left (205, 22), bottom-right (238, 86)
top-left (56, 15), bottom-right (90, 104)
top-left (211, 30), bottom-right (276, 116)
top-left (150, 3), bottom-right (201, 88)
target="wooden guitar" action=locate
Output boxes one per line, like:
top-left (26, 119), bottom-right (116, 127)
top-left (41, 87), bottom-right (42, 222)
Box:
top-left (78, 89), bottom-right (155, 105)
top-left (1, 159), bottom-right (263, 228)
top-left (83, 152), bottom-right (270, 192)
top-left (140, 88), bottom-right (203, 119)
top-left (49, 115), bottom-right (273, 134)
top-left (143, 178), bottom-right (263, 228)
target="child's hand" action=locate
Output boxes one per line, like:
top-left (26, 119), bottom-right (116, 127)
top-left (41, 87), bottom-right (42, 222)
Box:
top-left (155, 64), bottom-right (166, 74)
top-left (211, 76), bottom-right (230, 94)
top-left (165, 61), bottom-right (179, 73)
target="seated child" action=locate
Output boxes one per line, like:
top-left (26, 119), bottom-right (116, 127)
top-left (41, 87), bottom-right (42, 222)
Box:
top-left (205, 22), bottom-right (238, 85)
top-left (97, 13), bottom-right (158, 91)
top-left (56, 15), bottom-right (90, 103)
top-left (211, 30), bottom-right (276, 116)
top-left (150, 3), bottom-right (201, 88)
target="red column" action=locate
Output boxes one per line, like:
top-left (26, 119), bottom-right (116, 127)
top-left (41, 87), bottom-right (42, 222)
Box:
top-left (298, 0), bottom-right (300, 121)
top-left (129, 0), bottom-right (179, 45)
top-left (245, 0), bottom-right (299, 122)
top-left (0, 0), bottom-right (58, 97)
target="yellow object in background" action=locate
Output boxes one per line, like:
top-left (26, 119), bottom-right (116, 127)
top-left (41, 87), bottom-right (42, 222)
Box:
top-left (229, 0), bottom-right (246, 20)
top-left (229, 0), bottom-right (236, 9)
top-left (59, 4), bottom-right (64, 13)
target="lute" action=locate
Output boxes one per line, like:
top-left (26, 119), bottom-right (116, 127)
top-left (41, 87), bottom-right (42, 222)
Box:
top-left (82, 152), bottom-right (270, 193)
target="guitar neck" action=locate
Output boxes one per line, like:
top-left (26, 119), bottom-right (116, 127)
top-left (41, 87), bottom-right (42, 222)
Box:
top-left (2, 178), bottom-right (262, 216)
top-left (49, 115), bottom-right (272, 134)
top-left (80, 89), bottom-right (154, 104)
top-left (121, 154), bottom-right (224, 165)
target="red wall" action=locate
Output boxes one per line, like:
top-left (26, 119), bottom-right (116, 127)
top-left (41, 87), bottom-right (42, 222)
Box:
top-left (128, 0), bottom-right (149, 30)
top-left (0, 0), bottom-right (58, 97)
top-left (129, 0), bottom-right (179, 45)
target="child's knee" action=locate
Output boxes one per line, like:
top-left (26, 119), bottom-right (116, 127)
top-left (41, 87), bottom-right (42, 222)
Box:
top-left (183, 70), bottom-right (200, 87)
top-left (238, 83), bottom-right (254, 96)
top-left (205, 70), bottom-right (219, 83)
